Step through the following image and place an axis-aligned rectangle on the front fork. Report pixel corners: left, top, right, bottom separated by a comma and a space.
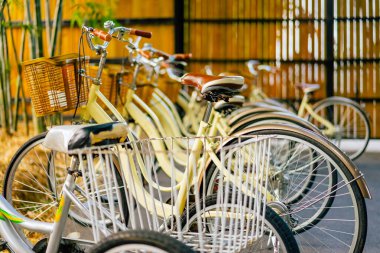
45, 157, 80, 253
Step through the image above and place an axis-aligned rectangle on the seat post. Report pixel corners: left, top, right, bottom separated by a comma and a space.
202, 101, 213, 123
298, 92, 311, 117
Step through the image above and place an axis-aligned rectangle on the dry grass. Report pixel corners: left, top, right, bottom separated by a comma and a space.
0, 127, 34, 190
0, 127, 34, 251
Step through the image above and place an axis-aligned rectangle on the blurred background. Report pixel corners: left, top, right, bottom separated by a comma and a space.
1, 0, 379, 138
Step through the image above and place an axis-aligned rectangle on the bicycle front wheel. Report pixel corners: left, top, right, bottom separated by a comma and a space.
3, 132, 128, 246
89, 230, 195, 253
180, 194, 300, 253
308, 97, 371, 160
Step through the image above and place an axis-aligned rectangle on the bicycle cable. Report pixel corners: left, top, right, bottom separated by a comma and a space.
73, 28, 86, 122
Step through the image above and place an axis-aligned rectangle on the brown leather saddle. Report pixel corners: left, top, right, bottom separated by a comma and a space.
181, 73, 244, 102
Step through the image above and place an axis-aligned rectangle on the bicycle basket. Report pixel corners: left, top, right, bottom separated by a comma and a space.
90, 64, 155, 106
71, 135, 273, 252
119, 65, 156, 105
157, 70, 182, 103
23, 53, 90, 117
89, 65, 119, 107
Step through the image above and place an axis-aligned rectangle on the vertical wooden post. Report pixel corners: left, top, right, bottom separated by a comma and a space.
174, 0, 184, 53
325, 0, 334, 97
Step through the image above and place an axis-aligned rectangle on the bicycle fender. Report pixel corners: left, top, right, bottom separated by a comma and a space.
203, 124, 371, 199
312, 96, 370, 118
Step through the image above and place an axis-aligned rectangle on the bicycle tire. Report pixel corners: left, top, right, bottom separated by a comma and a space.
89, 230, 195, 253
3, 132, 129, 245
180, 194, 300, 253
204, 133, 337, 232
228, 114, 329, 205
229, 111, 322, 135
308, 97, 371, 160
204, 125, 366, 253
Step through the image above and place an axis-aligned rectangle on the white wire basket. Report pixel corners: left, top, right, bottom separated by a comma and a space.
70, 135, 276, 252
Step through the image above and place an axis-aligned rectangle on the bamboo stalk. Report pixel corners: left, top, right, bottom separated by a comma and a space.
12, 20, 27, 132
29, 0, 45, 133
44, 0, 51, 52
5, 1, 24, 132
34, 0, 43, 57
24, 0, 36, 59
0, 22, 5, 129
49, 0, 63, 57
0, 11, 13, 134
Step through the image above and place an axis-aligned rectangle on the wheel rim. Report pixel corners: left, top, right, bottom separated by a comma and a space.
309, 101, 370, 160
183, 203, 289, 252
102, 244, 169, 253
5, 138, 126, 243
205, 134, 362, 253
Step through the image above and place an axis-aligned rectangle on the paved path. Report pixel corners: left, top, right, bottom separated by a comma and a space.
356, 152, 380, 253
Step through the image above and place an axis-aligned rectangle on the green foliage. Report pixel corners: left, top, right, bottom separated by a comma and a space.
70, 1, 118, 28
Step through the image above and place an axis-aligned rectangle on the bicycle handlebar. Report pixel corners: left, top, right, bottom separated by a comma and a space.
83, 21, 152, 52
246, 60, 278, 76
172, 53, 192, 61
130, 28, 152, 38
92, 28, 112, 42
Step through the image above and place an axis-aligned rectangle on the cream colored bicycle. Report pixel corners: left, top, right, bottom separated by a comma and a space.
242, 61, 371, 160
4, 21, 370, 253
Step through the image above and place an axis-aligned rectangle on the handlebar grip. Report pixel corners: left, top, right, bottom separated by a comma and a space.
92, 29, 112, 42
173, 53, 192, 61
130, 29, 152, 38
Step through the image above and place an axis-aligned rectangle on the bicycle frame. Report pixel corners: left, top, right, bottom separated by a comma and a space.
297, 93, 335, 136
0, 157, 88, 253
0, 28, 292, 253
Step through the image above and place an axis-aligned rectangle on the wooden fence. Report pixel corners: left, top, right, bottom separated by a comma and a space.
6, 0, 380, 137
184, 0, 380, 138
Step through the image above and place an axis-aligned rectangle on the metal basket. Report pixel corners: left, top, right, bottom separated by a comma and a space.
23, 53, 90, 117
70, 135, 274, 252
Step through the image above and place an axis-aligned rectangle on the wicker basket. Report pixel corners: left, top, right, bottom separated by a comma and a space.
89, 65, 119, 106
93, 64, 156, 106
23, 53, 89, 117
131, 66, 156, 105
157, 72, 182, 103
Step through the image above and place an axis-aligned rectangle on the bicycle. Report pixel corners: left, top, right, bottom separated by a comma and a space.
132, 46, 371, 252
4, 21, 370, 252
122, 43, 322, 146
0, 121, 300, 252
242, 61, 371, 160
89, 230, 196, 253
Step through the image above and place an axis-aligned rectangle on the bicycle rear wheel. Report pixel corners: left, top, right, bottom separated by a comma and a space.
204, 125, 367, 253
308, 97, 370, 160
3, 133, 128, 246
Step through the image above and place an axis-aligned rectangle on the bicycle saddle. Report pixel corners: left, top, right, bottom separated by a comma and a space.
181, 73, 244, 101
295, 83, 320, 93
43, 122, 129, 153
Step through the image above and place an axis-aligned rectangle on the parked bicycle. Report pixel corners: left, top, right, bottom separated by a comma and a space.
2, 21, 370, 253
